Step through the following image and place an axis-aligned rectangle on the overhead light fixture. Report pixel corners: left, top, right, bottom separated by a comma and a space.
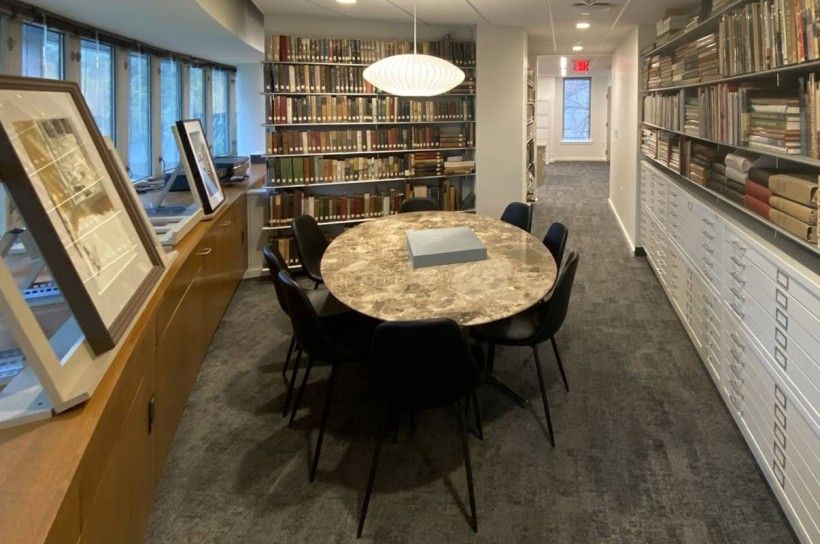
576, 22, 590, 29
363, 3, 464, 97
336, 0, 357, 3
573, 44, 584, 52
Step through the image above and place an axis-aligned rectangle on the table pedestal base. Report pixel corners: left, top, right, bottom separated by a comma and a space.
485, 373, 530, 407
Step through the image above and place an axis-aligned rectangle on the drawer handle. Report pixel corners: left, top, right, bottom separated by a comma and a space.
702, 243, 714, 254
730, 303, 745, 319
702, 230, 714, 240
775, 289, 788, 311
701, 294, 714, 307
730, 287, 745, 302
730, 378, 744, 398
730, 256, 746, 269
729, 332, 745, 350
730, 363, 744, 381
221, 219, 233, 227
195, 247, 213, 256
702, 217, 715, 226
729, 348, 745, 366
774, 384, 787, 410
774, 347, 787, 371
775, 309, 788, 330
730, 271, 746, 285
729, 394, 744, 415
730, 240, 747, 253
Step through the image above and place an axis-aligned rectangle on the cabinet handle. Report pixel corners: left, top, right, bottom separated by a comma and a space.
730, 302, 745, 319
729, 333, 745, 351
730, 240, 747, 253
730, 287, 745, 302
702, 217, 715, 226
195, 247, 213, 256
701, 294, 713, 308
730, 363, 744, 381
730, 256, 745, 269
729, 394, 744, 415
730, 271, 745, 285
729, 348, 745, 367
701, 255, 713, 267
730, 379, 744, 398
702, 243, 714, 254
702, 230, 714, 240
221, 219, 233, 227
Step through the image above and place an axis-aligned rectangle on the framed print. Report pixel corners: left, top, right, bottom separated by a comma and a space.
174, 119, 225, 215
0, 76, 164, 354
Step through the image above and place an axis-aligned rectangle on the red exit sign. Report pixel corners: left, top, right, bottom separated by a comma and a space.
573, 59, 590, 72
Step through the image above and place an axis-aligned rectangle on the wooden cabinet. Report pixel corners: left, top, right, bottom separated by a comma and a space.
0, 170, 260, 544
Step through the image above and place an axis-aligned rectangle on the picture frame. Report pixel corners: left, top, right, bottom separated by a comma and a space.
173, 119, 226, 216
0, 76, 165, 354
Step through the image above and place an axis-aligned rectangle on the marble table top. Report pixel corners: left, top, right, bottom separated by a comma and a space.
321, 211, 557, 326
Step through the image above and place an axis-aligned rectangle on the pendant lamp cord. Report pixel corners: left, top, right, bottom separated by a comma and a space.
413, 2, 417, 54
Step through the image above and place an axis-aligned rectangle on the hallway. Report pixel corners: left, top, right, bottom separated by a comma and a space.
146, 161, 796, 543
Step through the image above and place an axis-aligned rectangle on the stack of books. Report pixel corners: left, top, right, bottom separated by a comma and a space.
696, 33, 720, 82
641, 129, 658, 158
745, 168, 819, 243
659, 56, 673, 88
646, 55, 662, 89
684, 97, 700, 136
269, 236, 299, 267
688, 143, 725, 185
443, 156, 475, 175
746, 95, 802, 155
410, 152, 445, 176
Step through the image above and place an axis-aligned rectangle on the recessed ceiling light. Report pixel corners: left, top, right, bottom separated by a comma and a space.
573, 44, 584, 52
576, 22, 590, 30
336, 0, 356, 4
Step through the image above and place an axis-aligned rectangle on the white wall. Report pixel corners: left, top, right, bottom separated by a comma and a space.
550, 70, 610, 162
196, 0, 264, 53
608, 27, 641, 251
476, 23, 528, 218
237, 63, 265, 156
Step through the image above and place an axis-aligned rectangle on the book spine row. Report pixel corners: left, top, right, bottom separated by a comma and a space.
265, 35, 476, 66
264, 64, 477, 94
266, 126, 475, 155
269, 152, 453, 184
267, 191, 406, 225
268, 235, 299, 267
267, 96, 475, 124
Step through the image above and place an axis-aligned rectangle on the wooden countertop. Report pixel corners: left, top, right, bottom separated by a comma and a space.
0, 164, 264, 544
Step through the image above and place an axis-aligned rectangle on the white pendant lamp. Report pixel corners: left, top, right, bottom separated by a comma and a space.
363, 4, 465, 97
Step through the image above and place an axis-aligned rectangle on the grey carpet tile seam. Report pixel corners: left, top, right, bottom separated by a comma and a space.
146, 159, 797, 544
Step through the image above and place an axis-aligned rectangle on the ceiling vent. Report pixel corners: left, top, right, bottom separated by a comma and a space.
571, 0, 615, 10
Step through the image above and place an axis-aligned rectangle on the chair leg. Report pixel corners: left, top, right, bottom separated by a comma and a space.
288, 355, 314, 427
487, 342, 496, 373
282, 335, 296, 378
309, 363, 339, 482
282, 347, 303, 418
471, 391, 483, 441
532, 346, 556, 448
456, 401, 478, 533
551, 337, 569, 392
357, 410, 393, 538
314, 281, 321, 290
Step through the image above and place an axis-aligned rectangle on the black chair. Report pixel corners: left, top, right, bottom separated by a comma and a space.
292, 215, 328, 288
399, 197, 438, 213
276, 270, 377, 481
543, 222, 568, 270
471, 252, 579, 448
358, 319, 483, 537
500, 202, 532, 232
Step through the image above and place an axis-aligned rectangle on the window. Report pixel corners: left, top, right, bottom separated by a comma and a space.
211, 69, 230, 156
128, 52, 151, 179
562, 78, 591, 142
80, 40, 114, 138
160, 58, 182, 169
189, 66, 206, 126
21, 24, 63, 79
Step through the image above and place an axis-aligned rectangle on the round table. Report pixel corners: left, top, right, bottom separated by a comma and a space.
321, 211, 557, 326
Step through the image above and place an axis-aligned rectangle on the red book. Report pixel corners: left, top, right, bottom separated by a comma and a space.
743, 194, 771, 219
746, 179, 772, 202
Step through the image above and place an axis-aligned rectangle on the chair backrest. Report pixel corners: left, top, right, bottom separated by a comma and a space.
399, 197, 438, 213
543, 222, 568, 269
369, 319, 481, 410
276, 270, 337, 361
292, 215, 328, 282
262, 244, 291, 313
500, 202, 532, 232
534, 251, 579, 342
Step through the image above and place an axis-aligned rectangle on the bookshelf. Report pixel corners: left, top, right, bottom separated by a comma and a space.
526, 65, 536, 202
640, 0, 820, 252
259, 34, 478, 270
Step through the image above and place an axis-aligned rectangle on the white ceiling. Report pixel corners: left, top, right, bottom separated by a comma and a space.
252, 0, 694, 55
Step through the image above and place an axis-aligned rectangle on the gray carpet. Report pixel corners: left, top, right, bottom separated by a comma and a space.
146, 161, 797, 543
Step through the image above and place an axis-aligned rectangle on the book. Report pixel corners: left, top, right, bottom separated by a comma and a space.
266, 126, 475, 155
